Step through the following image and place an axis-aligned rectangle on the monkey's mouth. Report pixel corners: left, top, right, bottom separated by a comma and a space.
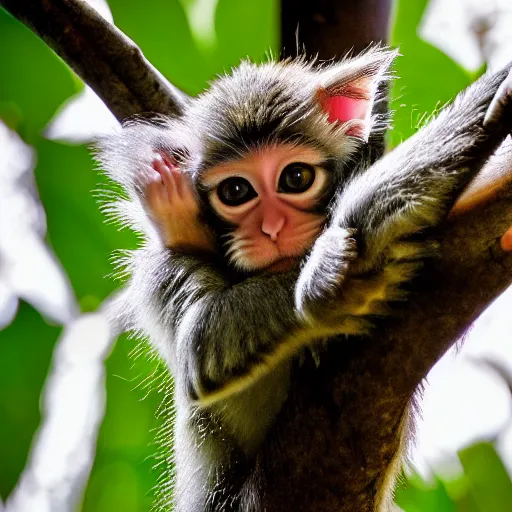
265, 257, 300, 273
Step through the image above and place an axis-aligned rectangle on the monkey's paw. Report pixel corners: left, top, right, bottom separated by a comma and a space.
142, 153, 214, 251
295, 226, 357, 321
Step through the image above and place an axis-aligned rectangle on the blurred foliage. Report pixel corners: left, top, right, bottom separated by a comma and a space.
389, 0, 477, 146
0, 0, 510, 511
395, 443, 512, 512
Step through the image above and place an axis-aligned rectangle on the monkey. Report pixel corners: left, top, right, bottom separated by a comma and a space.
96, 48, 512, 511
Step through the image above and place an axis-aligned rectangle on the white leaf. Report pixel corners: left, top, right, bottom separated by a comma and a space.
0, 122, 78, 327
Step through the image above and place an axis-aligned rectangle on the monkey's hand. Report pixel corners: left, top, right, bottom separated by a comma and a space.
143, 154, 215, 252
295, 226, 357, 320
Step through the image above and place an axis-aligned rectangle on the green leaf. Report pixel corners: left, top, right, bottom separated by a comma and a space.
389, 0, 473, 147
0, 8, 78, 139
215, 0, 278, 66
0, 303, 61, 499
34, 138, 136, 305
395, 474, 456, 512
107, 0, 212, 95
458, 442, 512, 512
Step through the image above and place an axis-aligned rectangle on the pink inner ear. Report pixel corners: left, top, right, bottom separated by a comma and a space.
317, 84, 372, 139
323, 96, 368, 125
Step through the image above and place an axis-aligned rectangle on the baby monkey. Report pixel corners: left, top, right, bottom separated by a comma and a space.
98, 49, 512, 512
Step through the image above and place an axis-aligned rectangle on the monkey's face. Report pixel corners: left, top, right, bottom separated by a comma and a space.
200, 144, 330, 272
183, 50, 394, 271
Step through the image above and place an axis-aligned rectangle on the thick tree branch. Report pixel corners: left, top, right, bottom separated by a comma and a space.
0, 0, 189, 121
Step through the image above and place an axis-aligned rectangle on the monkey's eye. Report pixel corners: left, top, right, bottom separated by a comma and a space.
217, 177, 257, 206
278, 163, 315, 193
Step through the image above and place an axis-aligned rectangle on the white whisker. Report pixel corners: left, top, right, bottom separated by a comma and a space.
222, 232, 239, 253
229, 249, 253, 269
225, 238, 252, 258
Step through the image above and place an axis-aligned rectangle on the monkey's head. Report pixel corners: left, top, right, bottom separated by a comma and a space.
190, 49, 395, 272
105, 48, 395, 273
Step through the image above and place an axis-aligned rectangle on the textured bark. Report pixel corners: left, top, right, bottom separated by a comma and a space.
2, 0, 511, 511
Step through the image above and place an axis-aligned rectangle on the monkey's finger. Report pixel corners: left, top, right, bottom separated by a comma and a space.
153, 159, 177, 199
158, 151, 193, 201
166, 164, 185, 198
171, 166, 196, 200
160, 152, 185, 197
160, 152, 177, 170
145, 175, 168, 210
484, 68, 512, 128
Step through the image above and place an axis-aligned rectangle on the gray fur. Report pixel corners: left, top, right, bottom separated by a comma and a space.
96, 51, 512, 511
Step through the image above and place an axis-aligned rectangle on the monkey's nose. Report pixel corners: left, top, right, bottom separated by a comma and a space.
261, 215, 285, 242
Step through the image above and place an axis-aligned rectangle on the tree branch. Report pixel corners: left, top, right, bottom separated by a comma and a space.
0, 0, 189, 121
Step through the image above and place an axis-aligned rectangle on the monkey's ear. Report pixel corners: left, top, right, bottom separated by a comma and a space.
317, 48, 397, 141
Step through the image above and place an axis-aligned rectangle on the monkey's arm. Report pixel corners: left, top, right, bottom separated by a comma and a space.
131, 232, 391, 407
141, 237, 408, 406
298, 64, 512, 315
144, 249, 306, 405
